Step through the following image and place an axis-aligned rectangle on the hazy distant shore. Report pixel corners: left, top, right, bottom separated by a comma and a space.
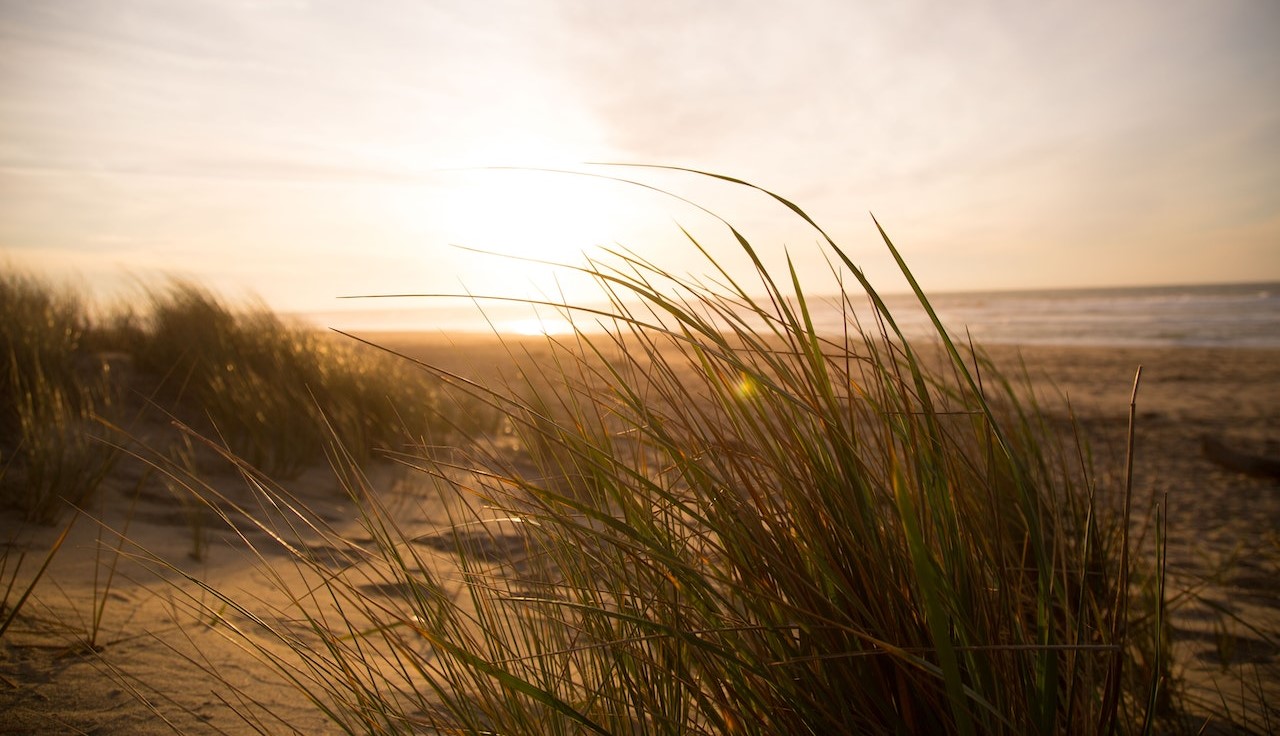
304, 280, 1280, 349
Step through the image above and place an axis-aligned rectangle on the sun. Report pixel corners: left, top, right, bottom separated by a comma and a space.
386, 167, 647, 304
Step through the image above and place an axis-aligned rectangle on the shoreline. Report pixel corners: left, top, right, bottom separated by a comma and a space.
301, 278, 1280, 351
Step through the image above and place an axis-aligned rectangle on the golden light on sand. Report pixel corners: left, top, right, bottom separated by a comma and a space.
500, 316, 575, 336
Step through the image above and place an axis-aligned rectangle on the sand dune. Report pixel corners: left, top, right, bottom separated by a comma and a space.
2, 336, 1277, 733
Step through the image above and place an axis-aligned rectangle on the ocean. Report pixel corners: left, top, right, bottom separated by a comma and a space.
824, 282, 1280, 349
303, 282, 1280, 349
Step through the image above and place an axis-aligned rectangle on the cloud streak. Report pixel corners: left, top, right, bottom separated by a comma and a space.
1, 0, 1277, 310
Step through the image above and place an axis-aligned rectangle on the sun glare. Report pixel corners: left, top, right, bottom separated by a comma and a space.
384, 163, 650, 304
358, 143, 694, 333
500, 316, 576, 336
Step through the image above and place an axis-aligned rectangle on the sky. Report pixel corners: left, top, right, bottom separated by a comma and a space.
1, 0, 1278, 327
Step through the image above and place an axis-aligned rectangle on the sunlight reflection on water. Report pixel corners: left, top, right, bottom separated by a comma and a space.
298, 282, 1280, 347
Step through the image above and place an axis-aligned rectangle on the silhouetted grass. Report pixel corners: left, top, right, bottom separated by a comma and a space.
0, 273, 492, 521
155, 172, 1171, 734
133, 282, 470, 476
0, 272, 118, 522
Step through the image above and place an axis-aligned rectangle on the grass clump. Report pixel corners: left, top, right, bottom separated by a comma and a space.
168, 172, 1168, 734
1, 272, 487, 522
0, 272, 119, 523
133, 282, 455, 477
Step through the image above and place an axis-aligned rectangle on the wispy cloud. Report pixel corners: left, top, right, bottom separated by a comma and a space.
1, 0, 1277, 309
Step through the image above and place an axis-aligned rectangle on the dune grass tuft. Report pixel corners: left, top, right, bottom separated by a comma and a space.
134, 282, 462, 477
0, 272, 119, 523
0, 272, 490, 523
156, 173, 1169, 734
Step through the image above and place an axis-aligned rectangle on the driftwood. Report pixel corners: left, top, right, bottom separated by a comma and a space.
1201, 436, 1280, 480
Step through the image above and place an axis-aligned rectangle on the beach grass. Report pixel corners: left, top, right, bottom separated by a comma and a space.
132, 281, 474, 477
0, 272, 490, 524
0, 272, 119, 523
136, 173, 1174, 733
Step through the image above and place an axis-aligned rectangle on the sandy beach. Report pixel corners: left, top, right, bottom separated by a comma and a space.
2, 334, 1277, 734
